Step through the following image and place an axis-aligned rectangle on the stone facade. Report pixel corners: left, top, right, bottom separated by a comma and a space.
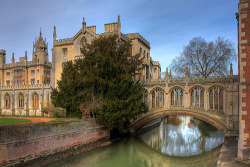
51, 16, 161, 88
0, 32, 51, 116
237, 0, 250, 161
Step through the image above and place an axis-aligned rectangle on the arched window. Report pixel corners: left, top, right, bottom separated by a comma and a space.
5, 93, 10, 108
32, 92, 39, 109
209, 86, 223, 111
190, 87, 204, 108
144, 90, 148, 107
18, 93, 24, 108
171, 87, 183, 106
151, 88, 164, 108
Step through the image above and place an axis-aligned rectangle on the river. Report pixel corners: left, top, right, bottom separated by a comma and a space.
45, 115, 224, 167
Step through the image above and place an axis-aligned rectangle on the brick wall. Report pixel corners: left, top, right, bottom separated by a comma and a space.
238, 0, 250, 160
0, 121, 109, 166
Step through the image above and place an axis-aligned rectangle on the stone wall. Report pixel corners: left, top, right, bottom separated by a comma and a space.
0, 121, 110, 166
238, 0, 250, 161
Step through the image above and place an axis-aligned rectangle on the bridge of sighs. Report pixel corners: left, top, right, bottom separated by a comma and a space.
134, 71, 239, 132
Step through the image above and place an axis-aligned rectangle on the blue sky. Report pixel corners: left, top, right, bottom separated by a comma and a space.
0, 0, 239, 74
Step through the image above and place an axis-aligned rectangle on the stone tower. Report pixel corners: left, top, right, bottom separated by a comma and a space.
32, 30, 49, 64
0, 50, 6, 68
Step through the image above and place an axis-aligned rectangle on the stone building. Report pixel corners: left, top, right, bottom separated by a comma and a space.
237, 0, 250, 161
0, 31, 51, 116
51, 16, 161, 88
0, 16, 161, 116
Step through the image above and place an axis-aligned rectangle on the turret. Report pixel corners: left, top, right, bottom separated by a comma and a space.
230, 63, 233, 76
169, 69, 172, 79
165, 67, 168, 80
118, 15, 121, 39
53, 26, 57, 42
82, 17, 86, 34
32, 30, 49, 64
0, 49, 6, 68
25, 51, 28, 65
12, 52, 15, 64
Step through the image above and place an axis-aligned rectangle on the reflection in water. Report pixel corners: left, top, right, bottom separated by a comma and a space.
139, 115, 224, 157
45, 115, 223, 167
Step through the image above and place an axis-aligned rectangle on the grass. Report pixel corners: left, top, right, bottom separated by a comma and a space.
55, 118, 68, 121
0, 118, 30, 126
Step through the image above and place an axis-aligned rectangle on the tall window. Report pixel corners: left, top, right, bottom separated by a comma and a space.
63, 48, 67, 57
209, 86, 223, 111
18, 93, 24, 108
31, 70, 35, 76
31, 79, 35, 85
5, 93, 10, 108
32, 92, 39, 109
171, 87, 183, 106
152, 88, 164, 108
6, 80, 10, 86
144, 90, 148, 107
190, 87, 204, 108
6, 72, 10, 78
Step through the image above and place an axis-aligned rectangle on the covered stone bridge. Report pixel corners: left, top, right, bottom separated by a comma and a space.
140, 71, 239, 132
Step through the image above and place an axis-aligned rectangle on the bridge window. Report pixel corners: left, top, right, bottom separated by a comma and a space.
144, 90, 148, 107
209, 86, 223, 111
152, 88, 164, 108
171, 88, 183, 106
190, 87, 204, 108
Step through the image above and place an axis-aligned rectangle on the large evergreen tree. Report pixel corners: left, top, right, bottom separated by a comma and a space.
51, 35, 148, 130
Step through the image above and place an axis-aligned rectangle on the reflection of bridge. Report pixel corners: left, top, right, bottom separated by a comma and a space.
133, 70, 239, 132
131, 108, 228, 132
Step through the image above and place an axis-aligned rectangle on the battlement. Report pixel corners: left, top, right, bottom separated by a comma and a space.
126, 33, 150, 48
1, 84, 51, 90
3, 60, 52, 68
87, 26, 96, 34
142, 74, 238, 87
152, 61, 160, 67
54, 38, 73, 46
104, 22, 118, 33
0, 49, 6, 55
120, 33, 130, 41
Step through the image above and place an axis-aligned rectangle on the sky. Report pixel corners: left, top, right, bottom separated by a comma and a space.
0, 0, 239, 74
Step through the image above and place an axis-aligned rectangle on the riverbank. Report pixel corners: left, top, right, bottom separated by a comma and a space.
217, 136, 249, 167
0, 120, 110, 167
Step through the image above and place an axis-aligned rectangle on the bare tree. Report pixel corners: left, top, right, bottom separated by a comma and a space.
170, 37, 236, 78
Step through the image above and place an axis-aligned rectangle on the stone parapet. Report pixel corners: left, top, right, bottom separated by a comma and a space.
1, 84, 51, 90
126, 33, 150, 48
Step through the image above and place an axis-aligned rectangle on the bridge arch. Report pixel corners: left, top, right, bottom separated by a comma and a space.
188, 84, 205, 92
207, 84, 227, 92
130, 109, 228, 133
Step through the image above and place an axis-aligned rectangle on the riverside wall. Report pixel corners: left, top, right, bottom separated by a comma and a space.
0, 121, 110, 166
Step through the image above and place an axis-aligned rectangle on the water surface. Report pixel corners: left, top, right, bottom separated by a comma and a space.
45, 115, 224, 167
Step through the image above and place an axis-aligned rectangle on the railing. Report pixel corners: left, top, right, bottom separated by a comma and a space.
1, 84, 51, 90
